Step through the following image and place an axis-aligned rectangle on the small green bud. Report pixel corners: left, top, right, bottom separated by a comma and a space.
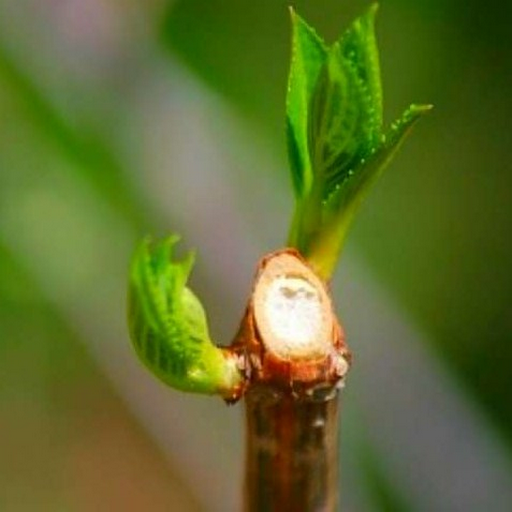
128, 235, 242, 397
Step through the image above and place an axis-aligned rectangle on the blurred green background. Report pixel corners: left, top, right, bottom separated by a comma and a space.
0, 0, 511, 510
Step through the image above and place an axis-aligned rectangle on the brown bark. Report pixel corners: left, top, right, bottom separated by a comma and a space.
229, 249, 350, 511
244, 387, 340, 512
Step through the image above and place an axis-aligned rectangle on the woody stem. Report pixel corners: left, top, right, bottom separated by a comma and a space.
243, 386, 340, 512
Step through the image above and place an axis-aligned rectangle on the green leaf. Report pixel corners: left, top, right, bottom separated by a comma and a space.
128, 236, 241, 396
328, 104, 433, 215
286, 8, 327, 198
307, 104, 433, 278
287, 4, 432, 279
308, 3, 382, 200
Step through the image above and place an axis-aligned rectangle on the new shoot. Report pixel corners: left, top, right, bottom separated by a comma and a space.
127, 4, 431, 511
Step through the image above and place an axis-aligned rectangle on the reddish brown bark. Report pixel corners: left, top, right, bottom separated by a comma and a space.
231, 249, 349, 395
244, 387, 340, 512
228, 249, 350, 511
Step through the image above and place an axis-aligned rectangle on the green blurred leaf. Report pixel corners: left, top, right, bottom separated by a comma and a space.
0, 43, 151, 230
359, 441, 412, 512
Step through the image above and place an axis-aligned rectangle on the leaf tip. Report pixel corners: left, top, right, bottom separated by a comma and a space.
412, 103, 434, 113
368, 2, 380, 18
288, 6, 303, 30
403, 103, 434, 125
357, 2, 379, 27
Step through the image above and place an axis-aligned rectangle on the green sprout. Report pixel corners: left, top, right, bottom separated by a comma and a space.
127, 4, 430, 395
128, 236, 242, 397
287, 4, 431, 279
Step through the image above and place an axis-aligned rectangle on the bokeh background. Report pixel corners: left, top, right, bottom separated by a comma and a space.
1, 0, 511, 510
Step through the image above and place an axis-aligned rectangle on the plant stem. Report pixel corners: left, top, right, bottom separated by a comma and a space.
244, 385, 340, 512
229, 249, 349, 511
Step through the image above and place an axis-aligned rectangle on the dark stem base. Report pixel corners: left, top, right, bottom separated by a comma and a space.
244, 386, 340, 512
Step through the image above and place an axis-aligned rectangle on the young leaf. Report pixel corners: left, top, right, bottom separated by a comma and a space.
308, 3, 382, 200
286, 8, 327, 199
128, 236, 241, 396
287, 4, 432, 279
307, 104, 433, 278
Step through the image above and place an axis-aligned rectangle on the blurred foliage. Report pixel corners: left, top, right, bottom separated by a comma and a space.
359, 442, 411, 512
0, 243, 200, 510
0, 44, 150, 229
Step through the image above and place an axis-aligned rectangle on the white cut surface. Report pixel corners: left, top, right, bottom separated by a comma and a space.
264, 276, 323, 357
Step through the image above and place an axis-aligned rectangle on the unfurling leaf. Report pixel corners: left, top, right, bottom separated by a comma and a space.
286, 8, 327, 199
128, 236, 241, 395
286, 4, 432, 279
308, 4, 382, 199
